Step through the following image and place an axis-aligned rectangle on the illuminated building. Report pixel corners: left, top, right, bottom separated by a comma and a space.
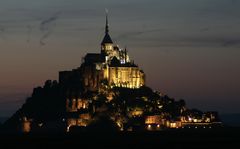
4, 11, 223, 133
66, 113, 92, 132
165, 121, 182, 129
20, 116, 32, 133
59, 13, 145, 92
179, 111, 222, 128
145, 115, 162, 124
52, 14, 223, 132
66, 98, 89, 112
145, 115, 163, 130
60, 14, 145, 130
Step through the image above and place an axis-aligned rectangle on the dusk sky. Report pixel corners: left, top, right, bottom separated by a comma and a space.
0, 0, 240, 117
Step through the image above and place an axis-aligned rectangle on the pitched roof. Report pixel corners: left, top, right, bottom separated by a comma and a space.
101, 33, 113, 45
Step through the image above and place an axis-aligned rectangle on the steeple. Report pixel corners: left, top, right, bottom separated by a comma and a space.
105, 10, 109, 34
124, 47, 127, 63
101, 10, 113, 46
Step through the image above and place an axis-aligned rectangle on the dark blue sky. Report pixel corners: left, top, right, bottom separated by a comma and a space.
0, 0, 240, 116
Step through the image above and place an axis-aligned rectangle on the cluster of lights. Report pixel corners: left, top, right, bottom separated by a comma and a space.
182, 126, 212, 129
146, 124, 160, 130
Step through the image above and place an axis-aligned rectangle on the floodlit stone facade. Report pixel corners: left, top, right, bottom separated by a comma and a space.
59, 14, 145, 92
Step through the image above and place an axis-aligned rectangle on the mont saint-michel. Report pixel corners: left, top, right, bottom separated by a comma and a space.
3, 14, 222, 134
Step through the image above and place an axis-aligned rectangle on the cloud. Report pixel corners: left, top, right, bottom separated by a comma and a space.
222, 39, 240, 47
39, 11, 61, 46
129, 35, 240, 48
184, 37, 240, 47
114, 28, 163, 41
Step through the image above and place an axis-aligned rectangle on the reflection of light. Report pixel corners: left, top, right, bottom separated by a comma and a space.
157, 124, 160, 128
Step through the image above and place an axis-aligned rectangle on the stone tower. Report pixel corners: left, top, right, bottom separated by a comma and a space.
101, 12, 114, 56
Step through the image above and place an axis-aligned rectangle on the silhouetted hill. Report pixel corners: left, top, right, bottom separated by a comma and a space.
3, 78, 222, 134
3, 80, 66, 132
3, 81, 191, 133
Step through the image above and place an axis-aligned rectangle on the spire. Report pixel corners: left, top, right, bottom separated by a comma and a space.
101, 9, 113, 45
124, 47, 127, 63
105, 9, 109, 34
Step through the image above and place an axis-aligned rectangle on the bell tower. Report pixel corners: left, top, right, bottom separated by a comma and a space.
101, 10, 113, 55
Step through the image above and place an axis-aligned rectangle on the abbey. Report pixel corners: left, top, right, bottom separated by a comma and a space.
5, 14, 222, 134
59, 14, 145, 91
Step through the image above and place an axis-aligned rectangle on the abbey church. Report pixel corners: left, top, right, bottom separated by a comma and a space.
59, 14, 145, 91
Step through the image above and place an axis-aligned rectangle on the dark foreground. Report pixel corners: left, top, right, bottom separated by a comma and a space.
1, 128, 240, 149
